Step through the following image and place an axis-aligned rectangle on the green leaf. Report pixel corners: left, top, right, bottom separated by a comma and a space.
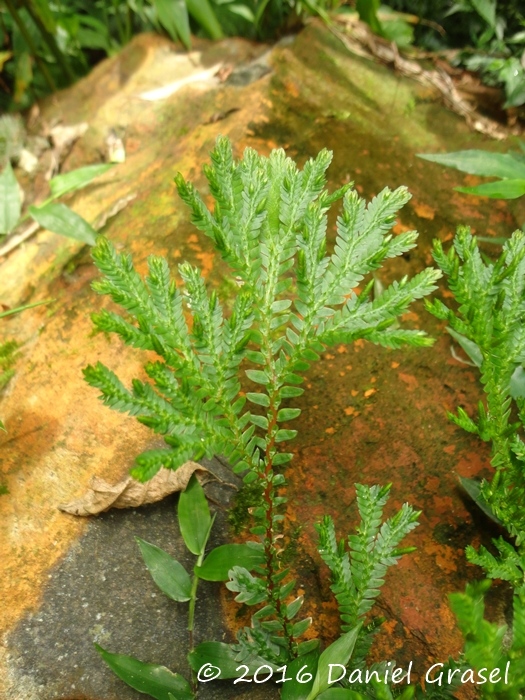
178, 474, 211, 555
306, 626, 360, 700
247, 392, 270, 407
280, 386, 304, 398
275, 429, 297, 442
356, 0, 383, 34
29, 203, 97, 245
417, 150, 525, 180
0, 162, 21, 235
188, 641, 275, 679
458, 478, 503, 525
31, 0, 57, 32
0, 299, 53, 319
95, 644, 193, 700
135, 538, 192, 602
455, 179, 525, 200
446, 327, 482, 367
277, 408, 301, 421
470, 0, 496, 28
227, 4, 255, 22
152, 0, 192, 50
510, 366, 525, 400
246, 369, 269, 385
317, 690, 364, 700
281, 648, 319, 700
195, 544, 265, 581
49, 164, 113, 199
185, 0, 224, 40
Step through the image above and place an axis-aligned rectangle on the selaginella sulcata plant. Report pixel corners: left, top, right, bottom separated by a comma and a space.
424, 227, 525, 700
83, 136, 441, 699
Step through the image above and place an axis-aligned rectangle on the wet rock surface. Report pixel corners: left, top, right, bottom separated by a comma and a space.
0, 20, 519, 699
5, 457, 274, 699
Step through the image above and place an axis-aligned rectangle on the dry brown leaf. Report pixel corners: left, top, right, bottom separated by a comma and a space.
58, 462, 213, 516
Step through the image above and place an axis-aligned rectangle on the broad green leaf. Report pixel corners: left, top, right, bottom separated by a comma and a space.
381, 17, 414, 48
178, 474, 211, 555
50, 164, 113, 199
0, 162, 21, 235
455, 179, 525, 200
446, 328, 482, 367
188, 641, 276, 679
195, 544, 265, 581
306, 626, 360, 700
417, 150, 525, 180
470, 0, 496, 28
281, 648, 319, 700
31, 0, 56, 33
152, 0, 192, 50
135, 537, 192, 601
510, 366, 525, 400
254, 0, 271, 25
77, 28, 111, 51
458, 478, 503, 525
29, 203, 97, 245
95, 644, 193, 700
505, 78, 525, 109
356, 0, 382, 34
185, 0, 224, 39
227, 4, 255, 21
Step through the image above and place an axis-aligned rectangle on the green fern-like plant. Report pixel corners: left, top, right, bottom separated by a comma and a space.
427, 225, 525, 544
316, 484, 420, 664
449, 580, 525, 699
84, 136, 439, 685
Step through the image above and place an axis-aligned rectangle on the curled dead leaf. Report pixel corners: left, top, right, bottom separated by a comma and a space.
58, 462, 214, 516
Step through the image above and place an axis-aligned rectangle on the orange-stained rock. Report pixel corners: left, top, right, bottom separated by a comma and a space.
0, 20, 517, 699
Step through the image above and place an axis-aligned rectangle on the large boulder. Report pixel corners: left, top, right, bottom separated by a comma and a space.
0, 21, 515, 699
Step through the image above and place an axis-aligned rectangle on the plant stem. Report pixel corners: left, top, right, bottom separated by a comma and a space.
0, 298, 54, 318
258, 314, 297, 658
19, 0, 76, 83
3, 0, 57, 93
187, 553, 204, 650
188, 512, 215, 694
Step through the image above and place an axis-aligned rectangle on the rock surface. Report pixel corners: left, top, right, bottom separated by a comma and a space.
0, 21, 518, 699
